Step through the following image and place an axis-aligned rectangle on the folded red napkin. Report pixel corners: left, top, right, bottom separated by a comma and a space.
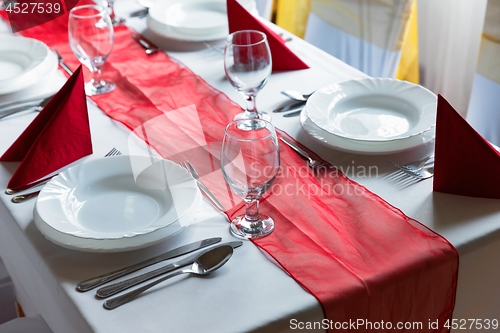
0, 65, 93, 190
433, 94, 500, 198
227, 0, 309, 72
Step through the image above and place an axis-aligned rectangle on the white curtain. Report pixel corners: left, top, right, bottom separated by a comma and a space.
417, 0, 487, 116
254, 0, 273, 19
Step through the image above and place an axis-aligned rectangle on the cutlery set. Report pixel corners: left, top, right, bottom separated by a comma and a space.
273, 90, 314, 117
76, 237, 242, 310
0, 95, 53, 120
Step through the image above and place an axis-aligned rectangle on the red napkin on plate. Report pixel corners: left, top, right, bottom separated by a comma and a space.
227, 0, 309, 72
0, 65, 93, 190
433, 94, 500, 198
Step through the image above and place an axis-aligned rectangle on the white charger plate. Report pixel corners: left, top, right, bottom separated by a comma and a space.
147, 0, 256, 41
0, 36, 58, 95
33, 156, 202, 252
306, 78, 437, 142
300, 106, 435, 155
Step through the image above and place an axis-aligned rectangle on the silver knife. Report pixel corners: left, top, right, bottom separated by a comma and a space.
132, 34, 160, 55
283, 109, 303, 118
273, 101, 306, 113
5, 173, 58, 195
76, 237, 222, 292
280, 137, 314, 161
95, 241, 243, 298
129, 8, 148, 17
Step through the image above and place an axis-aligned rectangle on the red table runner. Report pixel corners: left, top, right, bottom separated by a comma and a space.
2, 8, 458, 332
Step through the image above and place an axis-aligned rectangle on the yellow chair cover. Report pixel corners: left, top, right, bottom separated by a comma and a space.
275, 0, 419, 83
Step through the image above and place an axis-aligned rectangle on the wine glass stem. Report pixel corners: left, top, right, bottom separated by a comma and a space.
107, 0, 117, 22
244, 95, 259, 118
91, 67, 104, 88
244, 196, 260, 222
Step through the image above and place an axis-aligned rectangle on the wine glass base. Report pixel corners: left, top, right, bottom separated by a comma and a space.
85, 80, 116, 96
229, 214, 274, 239
233, 111, 272, 130
111, 17, 126, 26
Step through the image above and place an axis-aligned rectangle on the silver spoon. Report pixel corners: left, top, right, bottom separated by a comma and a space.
281, 90, 314, 102
103, 245, 234, 310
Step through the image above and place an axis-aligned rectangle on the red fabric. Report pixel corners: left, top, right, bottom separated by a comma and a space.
227, 0, 309, 72
433, 95, 500, 198
2, 0, 78, 33
0, 66, 92, 190
3, 12, 458, 332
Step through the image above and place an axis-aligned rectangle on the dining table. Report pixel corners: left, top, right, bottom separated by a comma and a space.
0, 1, 500, 332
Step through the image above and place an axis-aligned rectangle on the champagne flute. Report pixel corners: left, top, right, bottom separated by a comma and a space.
224, 30, 272, 128
68, 5, 115, 96
221, 119, 280, 239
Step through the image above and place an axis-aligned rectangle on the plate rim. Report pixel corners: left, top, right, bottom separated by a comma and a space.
305, 77, 437, 143
300, 106, 435, 155
33, 192, 202, 253
0, 36, 57, 95
35, 155, 200, 240
146, 0, 257, 42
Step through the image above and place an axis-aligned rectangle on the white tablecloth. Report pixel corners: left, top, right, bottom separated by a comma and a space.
0, 3, 499, 332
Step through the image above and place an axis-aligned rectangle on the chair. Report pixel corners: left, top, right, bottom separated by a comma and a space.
466, 0, 500, 146
301, 0, 418, 82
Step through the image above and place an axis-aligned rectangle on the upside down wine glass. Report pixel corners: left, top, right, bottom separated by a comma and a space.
224, 30, 272, 129
68, 5, 115, 96
221, 119, 280, 239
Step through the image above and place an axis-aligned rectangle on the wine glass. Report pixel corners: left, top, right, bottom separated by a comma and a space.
68, 5, 115, 96
221, 119, 280, 239
224, 30, 272, 128
104, 0, 125, 26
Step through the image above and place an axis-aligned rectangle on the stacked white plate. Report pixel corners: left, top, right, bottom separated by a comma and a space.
0, 36, 57, 95
147, 0, 257, 41
300, 78, 437, 154
33, 156, 202, 252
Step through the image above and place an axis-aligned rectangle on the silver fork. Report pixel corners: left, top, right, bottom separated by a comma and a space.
399, 165, 434, 180
10, 148, 122, 203
280, 137, 324, 169
388, 155, 434, 173
181, 161, 225, 212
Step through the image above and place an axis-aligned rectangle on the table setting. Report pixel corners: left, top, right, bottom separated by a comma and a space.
0, 0, 499, 332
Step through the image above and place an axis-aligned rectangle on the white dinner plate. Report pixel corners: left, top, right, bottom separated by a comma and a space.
300, 106, 435, 155
33, 156, 202, 252
147, 0, 256, 41
306, 78, 437, 142
0, 36, 58, 95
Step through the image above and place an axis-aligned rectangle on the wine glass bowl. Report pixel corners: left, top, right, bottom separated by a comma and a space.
221, 119, 280, 239
224, 30, 272, 125
68, 5, 115, 96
